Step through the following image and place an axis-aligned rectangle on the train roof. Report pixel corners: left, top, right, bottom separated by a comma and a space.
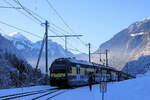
55, 58, 95, 66
54, 58, 125, 71
68, 58, 94, 66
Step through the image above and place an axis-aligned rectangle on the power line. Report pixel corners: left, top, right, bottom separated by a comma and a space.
48, 28, 86, 54
48, 28, 65, 40
45, 0, 75, 33
51, 22, 88, 47
48, 35, 83, 51
49, 26, 65, 36
50, 23, 69, 34
45, 0, 89, 47
0, 6, 21, 9
0, 21, 42, 39
68, 48, 86, 54
5, 0, 46, 22
13, 0, 43, 24
10, 0, 70, 39
24, 7, 46, 21
3, 0, 40, 25
7, 0, 68, 45
5, 0, 68, 33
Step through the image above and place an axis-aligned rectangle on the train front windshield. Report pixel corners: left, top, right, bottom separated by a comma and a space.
51, 63, 66, 73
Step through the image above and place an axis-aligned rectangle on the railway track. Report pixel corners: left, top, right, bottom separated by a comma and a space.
46, 91, 66, 100
0, 87, 66, 100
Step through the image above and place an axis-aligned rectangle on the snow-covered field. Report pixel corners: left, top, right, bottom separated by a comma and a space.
0, 72, 150, 100
54, 72, 150, 100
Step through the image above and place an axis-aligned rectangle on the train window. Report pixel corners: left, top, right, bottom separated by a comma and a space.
53, 64, 65, 69
51, 64, 66, 73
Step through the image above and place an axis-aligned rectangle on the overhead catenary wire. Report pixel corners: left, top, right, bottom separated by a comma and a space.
0, 6, 21, 9
3, 0, 46, 23
3, 0, 40, 25
3, 0, 72, 37
48, 28, 86, 54
0, 21, 42, 39
13, 0, 43, 24
45, 0, 88, 47
49, 28, 85, 54
8, 0, 67, 43
48, 28, 87, 54
45, 0, 75, 33
6, 0, 65, 39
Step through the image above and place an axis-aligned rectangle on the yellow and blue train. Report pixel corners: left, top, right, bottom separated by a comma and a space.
49, 58, 135, 87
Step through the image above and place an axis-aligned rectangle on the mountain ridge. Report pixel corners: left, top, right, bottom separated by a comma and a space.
95, 17, 150, 74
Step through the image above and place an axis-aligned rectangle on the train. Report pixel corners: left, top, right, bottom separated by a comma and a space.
49, 57, 134, 87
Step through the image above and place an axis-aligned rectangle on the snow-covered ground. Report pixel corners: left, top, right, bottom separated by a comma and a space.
0, 85, 54, 96
0, 72, 150, 100
53, 72, 150, 100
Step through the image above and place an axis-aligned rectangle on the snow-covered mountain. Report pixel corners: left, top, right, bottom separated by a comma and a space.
3, 32, 74, 73
94, 17, 150, 74
75, 53, 89, 61
0, 34, 47, 89
0, 33, 22, 58
4, 32, 32, 50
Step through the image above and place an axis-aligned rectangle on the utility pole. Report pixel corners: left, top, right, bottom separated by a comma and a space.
100, 82, 107, 100
106, 49, 108, 67
99, 48, 102, 62
102, 91, 104, 100
91, 48, 109, 65
45, 20, 49, 75
35, 20, 49, 76
88, 43, 91, 62
65, 36, 67, 51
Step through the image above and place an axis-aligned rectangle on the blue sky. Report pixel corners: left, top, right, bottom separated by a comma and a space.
0, 0, 150, 54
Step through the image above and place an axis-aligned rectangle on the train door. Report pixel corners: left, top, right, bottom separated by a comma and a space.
101, 70, 107, 82
76, 65, 80, 80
